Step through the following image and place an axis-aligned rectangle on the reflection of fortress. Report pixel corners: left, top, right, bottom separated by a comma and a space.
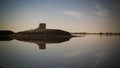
37, 42, 46, 49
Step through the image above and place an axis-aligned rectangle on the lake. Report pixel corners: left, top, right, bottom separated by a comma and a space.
0, 35, 120, 68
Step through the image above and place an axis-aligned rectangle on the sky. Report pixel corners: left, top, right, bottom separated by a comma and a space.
0, 0, 120, 32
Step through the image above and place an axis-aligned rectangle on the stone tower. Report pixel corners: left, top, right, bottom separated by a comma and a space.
38, 23, 46, 29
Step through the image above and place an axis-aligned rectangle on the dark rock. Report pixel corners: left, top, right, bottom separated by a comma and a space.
0, 30, 14, 35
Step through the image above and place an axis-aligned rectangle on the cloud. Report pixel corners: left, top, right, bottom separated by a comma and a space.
61, 10, 83, 18
94, 2, 109, 18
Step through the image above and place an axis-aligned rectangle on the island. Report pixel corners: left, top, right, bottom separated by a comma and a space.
11, 23, 72, 38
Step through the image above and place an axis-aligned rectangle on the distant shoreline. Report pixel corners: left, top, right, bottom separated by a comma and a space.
71, 32, 120, 37
71, 32, 120, 35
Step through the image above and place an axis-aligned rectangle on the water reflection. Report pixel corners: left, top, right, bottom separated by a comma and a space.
0, 34, 119, 50
72, 33, 120, 37
0, 36, 71, 50
0, 34, 120, 68
0, 36, 13, 41
13, 36, 71, 50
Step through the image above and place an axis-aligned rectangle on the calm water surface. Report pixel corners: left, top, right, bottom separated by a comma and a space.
0, 35, 120, 68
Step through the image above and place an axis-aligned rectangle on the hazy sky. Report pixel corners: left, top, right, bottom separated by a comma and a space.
0, 0, 120, 32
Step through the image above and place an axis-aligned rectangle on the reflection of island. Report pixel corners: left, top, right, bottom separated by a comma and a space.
0, 30, 14, 41
12, 36, 71, 49
0, 34, 71, 50
0, 36, 13, 41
